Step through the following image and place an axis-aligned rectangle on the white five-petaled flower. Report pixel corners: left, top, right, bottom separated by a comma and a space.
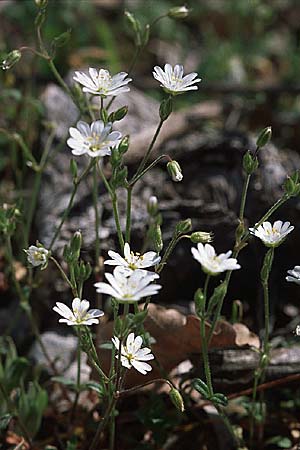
67, 120, 121, 158
104, 242, 161, 276
73, 68, 132, 97
249, 221, 294, 247
112, 332, 154, 374
191, 243, 241, 276
24, 245, 49, 269
94, 267, 161, 303
53, 298, 104, 326
286, 266, 300, 285
153, 63, 201, 95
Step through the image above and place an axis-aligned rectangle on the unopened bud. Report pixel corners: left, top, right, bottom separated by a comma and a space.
119, 135, 129, 154
35, 0, 48, 6
284, 172, 300, 197
1, 50, 21, 70
256, 126, 272, 148
153, 224, 163, 253
175, 218, 192, 234
190, 231, 213, 244
169, 388, 185, 412
194, 288, 205, 317
147, 196, 158, 216
168, 6, 190, 19
70, 159, 78, 179
243, 151, 258, 174
167, 160, 183, 182
109, 106, 128, 122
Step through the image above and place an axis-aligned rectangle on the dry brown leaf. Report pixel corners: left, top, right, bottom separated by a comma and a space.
232, 323, 260, 349
95, 304, 259, 387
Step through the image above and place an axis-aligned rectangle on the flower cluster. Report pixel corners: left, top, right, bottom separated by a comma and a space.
95, 243, 161, 302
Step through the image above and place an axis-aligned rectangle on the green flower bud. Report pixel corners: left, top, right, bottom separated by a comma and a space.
35, 0, 48, 7
70, 231, 82, 260
256, 126, 272, 148
175, 218, 192, 234
109, 106, 128, 122
284, 172, 300, 197
169, 388, 185, 412
194, 288, 205, 317
111, 147, 121, 167
142, 24, 150, 46
153, 224, 163, 253
147, 196, 158, 216
100, 108, 109, 124
167, 160, 183, 182
1, 50, 22, 70
243, 151, 258, 174
168, 6, 190, 19
159, 97, 173, 121
190, 231, 213, 244
119, 135, 129, 154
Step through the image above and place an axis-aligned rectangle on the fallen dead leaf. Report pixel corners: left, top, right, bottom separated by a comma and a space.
94, 304, 259, 387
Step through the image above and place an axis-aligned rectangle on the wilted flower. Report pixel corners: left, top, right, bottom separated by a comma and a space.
249, 221, 294, 248
73, 68, 132, 97
67, 120, 121, 158
104, 242, 160, 275
112, 332, 154, 374
94, 267, 161, 302
286, 266, 300, 285
191, 243, 241, 276
153, 63, 201, 95
24, 245, 49, 269
53, 298, 104, 326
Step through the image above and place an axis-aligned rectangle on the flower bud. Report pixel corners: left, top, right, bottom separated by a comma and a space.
194, 288, 205, 317
284, 172, 300, 197
100, 108, 109, 124
169, 388, 185, 412
70, 231, 82, 260
35, 0, 48, 6
118, 135, 129, 154
167, 160, 183, 182
1, 50, 21, 70
190, 231, 213, 244
153, 224, 163, 253
175, 218, 192, 234
159, 97, 173, 120
147, 196, 158, 216
256, 126, 272, 148
168, 6, 190, 19
243, 151, 258, 174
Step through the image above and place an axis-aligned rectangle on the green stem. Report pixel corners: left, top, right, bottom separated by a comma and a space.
49, 159, 95, 251
239, 174, 251, 221
157, 233, 180, 274
200, 275, 213, 396
93, 163, 100, 267
89, 396, 117, 450
125, 186, 132, 243
130, 154, 171, 186
70, 332, 81, 421
131, 119, 164, 184
50, 257, 74, 292
97, 162, 124, 251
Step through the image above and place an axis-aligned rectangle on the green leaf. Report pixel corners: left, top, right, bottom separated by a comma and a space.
192, 379, 210, 398
211, 393, 228, 407
51, 376, 77, 389
265, 436, 292, 448
82, 381, 105, 397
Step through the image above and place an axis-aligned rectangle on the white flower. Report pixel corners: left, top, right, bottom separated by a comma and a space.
73, 68, 132, 97
67, 120, 121, 158
249, 221, 294, 247
112, 332, 154, 374
286, 266, 300, 285
191, 243, 241, 276
53, 298, 104, 326
24, 245, 49, 269
94, 267, 161, 303
153, 63, 201, 95
104, 242, 160, 276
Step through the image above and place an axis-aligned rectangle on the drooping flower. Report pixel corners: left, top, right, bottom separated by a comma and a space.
249, 221, 294, 248
153, 63, 201, 95
73, 68, 132, 97
53, 298, 104, 326
24, 245, 49, 269
191, 243, 241, 276
286, 266, 300, 285
94, 267, 161, 302
112, 332, 154, 374
104, 242, 160, 276
67, 120, 121, 158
